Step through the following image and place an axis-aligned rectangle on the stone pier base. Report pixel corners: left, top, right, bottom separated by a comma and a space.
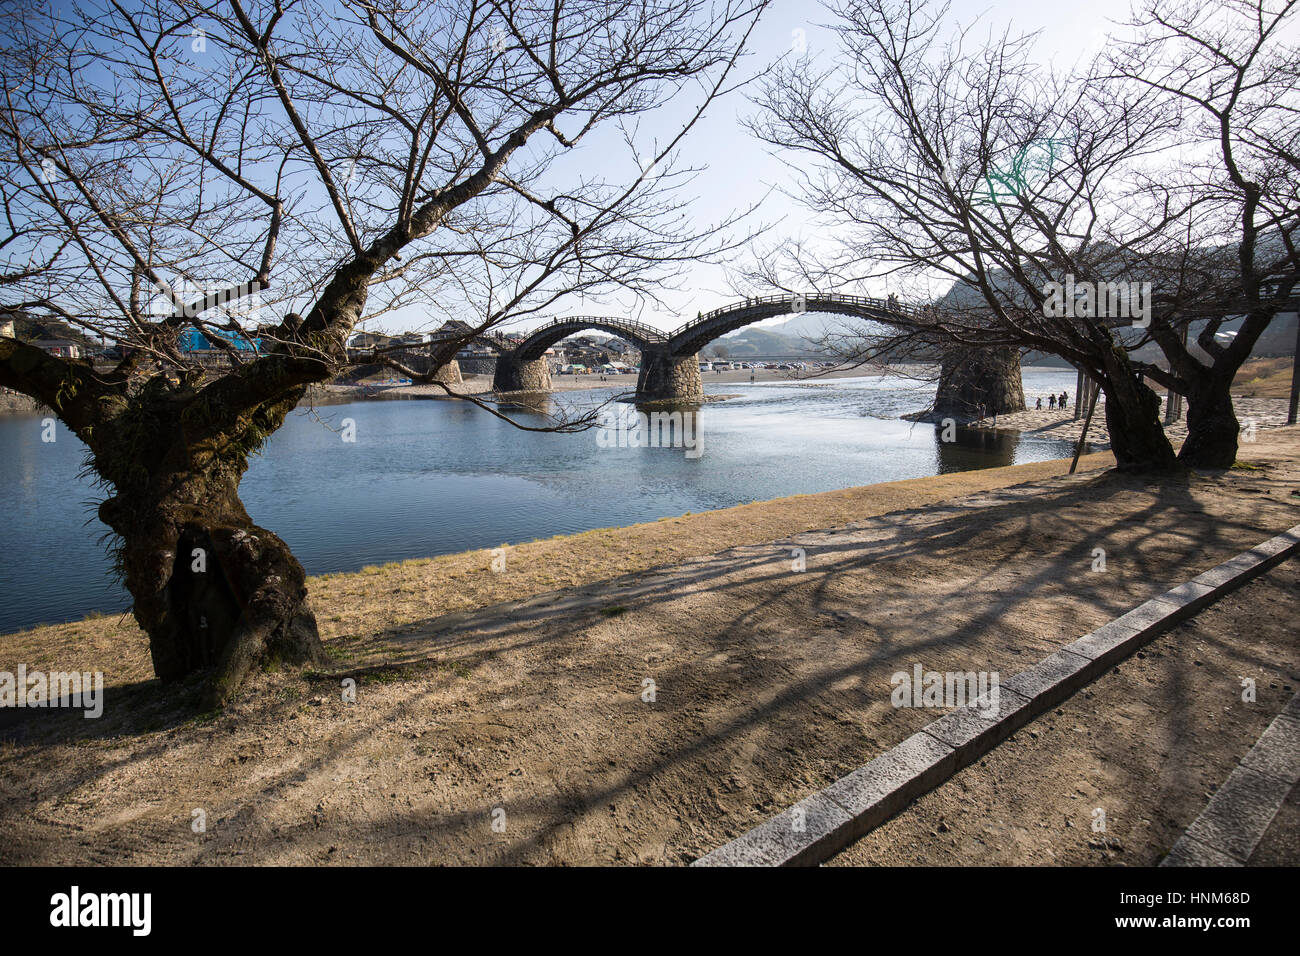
932, 347, 1025, 418
493, 352, 552, 392
431, 360, 462, 386
636, 348, 703, 403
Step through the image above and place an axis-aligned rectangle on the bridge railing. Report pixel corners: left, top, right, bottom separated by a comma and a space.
523, 315, 668, 343
426, 295, 935, 356
669, 292, 927, 339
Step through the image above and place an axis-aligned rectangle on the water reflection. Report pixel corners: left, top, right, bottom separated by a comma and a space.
933, 423, 1090, 473
933, 425, 1019, 471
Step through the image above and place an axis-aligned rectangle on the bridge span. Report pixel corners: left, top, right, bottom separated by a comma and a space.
489, 293, 1023, 414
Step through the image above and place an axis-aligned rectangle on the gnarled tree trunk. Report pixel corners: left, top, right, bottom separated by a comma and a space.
1178, 374, 1240, 468
91, 384, 327, 708
1099, 362, 1178, 472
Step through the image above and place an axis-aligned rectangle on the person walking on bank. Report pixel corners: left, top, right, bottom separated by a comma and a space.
1060, 391, 1068, 411
1036, 396, 1042, 410
1048, 394, 1056, 410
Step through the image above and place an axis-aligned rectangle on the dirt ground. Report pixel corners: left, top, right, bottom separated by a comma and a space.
1, 430, 1298, 865
827, 561, 1300, 866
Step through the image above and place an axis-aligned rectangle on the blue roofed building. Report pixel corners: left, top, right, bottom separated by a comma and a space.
178, 327, 263, 354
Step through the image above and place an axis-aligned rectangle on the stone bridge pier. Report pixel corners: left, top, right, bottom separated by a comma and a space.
636, 346, 703, 403
932, 346, 1025, 418
492, 350, 552, 392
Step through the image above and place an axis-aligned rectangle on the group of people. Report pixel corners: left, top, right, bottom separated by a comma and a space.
1035, 391, 1071, 411
972, 390, 1072, 427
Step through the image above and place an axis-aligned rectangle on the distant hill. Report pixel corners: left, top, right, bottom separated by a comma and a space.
760, 310, 858, 340
710, 325, 821, 356
3, 312, 99, 348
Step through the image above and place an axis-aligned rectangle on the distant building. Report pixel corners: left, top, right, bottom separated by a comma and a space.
1, 311, 93, 358
604, 338, 640, 359
178, 327, 261, 354
432, 320, 504, 353
32, 339, 83, 359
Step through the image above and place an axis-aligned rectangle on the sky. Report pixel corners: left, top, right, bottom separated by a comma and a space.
452, 0, 1153, 338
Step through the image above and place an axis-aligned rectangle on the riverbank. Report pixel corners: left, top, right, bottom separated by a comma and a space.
0, 389, 40, 415
979, 394, 1293, 450
0, 446, 1120, 683
2, 429, 1298, 864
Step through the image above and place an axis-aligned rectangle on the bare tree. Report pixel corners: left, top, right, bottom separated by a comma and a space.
747, 0, 1297, 470
1108, 0, 1299, 466
0, 0, 767, 706
746, 0, 1191, 470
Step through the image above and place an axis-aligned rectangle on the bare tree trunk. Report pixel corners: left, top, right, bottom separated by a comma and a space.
1100, 364, 1178, 472
98, 470, 327, 708
82, 385, 329, 708
1178, 373, 1241, 468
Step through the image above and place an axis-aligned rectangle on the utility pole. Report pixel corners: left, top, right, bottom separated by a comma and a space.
1289, 313, 1300, 426
1164, 324, 1188, 425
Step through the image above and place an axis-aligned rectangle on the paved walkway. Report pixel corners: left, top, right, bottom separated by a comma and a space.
1161, 689, 1300, 866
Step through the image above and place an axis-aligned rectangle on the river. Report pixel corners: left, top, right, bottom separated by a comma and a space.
0, 368, 1083, 633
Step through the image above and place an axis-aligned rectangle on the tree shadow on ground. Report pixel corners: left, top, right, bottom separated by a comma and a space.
4, 462, 1297, 864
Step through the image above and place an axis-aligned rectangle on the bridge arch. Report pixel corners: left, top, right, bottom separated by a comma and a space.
666, 293, 921, 356
661, 292, 1022, 415
491, 293, 1024, 416
513, 316, 666, 362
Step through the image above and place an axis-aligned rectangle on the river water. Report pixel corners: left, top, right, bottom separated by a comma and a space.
0, 368, 1082, 633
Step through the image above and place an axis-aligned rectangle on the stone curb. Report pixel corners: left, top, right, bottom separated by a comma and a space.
692, 523, 1300, 867
1160, 697, 1300, 867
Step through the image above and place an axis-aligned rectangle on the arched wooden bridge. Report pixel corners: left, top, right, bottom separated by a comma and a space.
494, 293, 933, 401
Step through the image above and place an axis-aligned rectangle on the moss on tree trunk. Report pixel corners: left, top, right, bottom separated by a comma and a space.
91, 382, 327, 708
